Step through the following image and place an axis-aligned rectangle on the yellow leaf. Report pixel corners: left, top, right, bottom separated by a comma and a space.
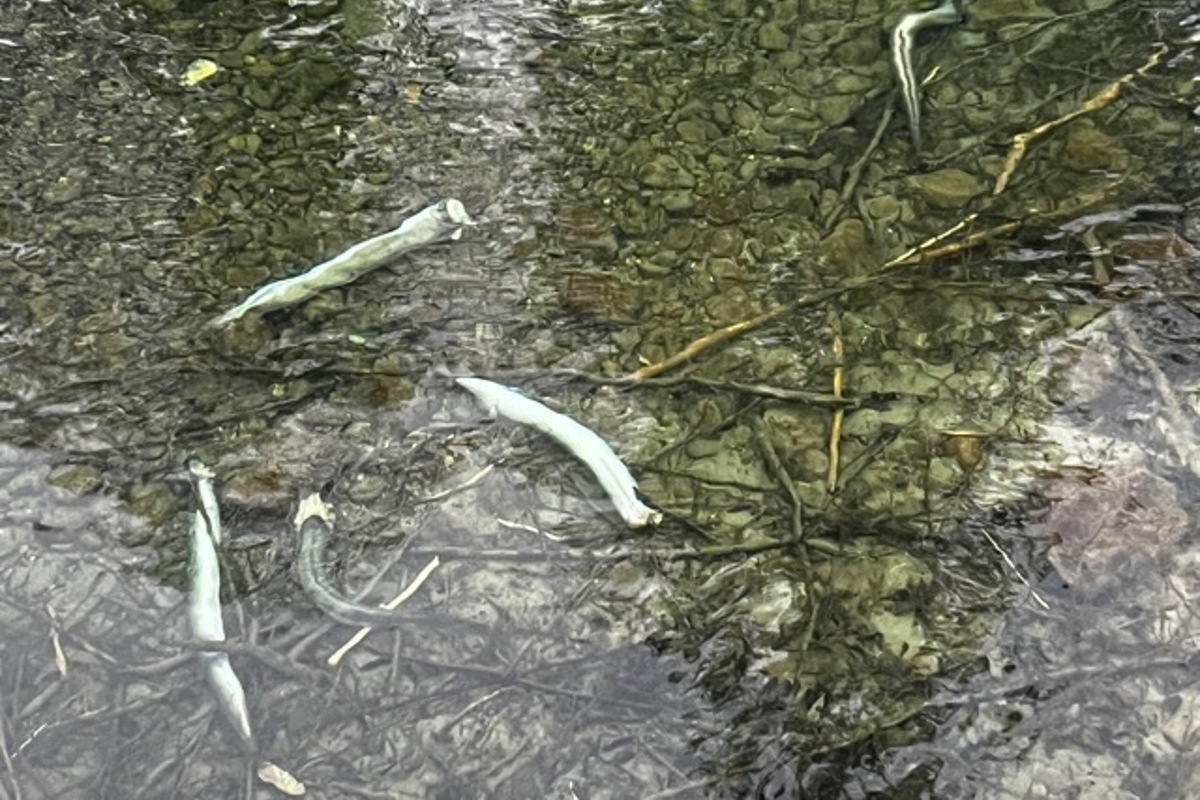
181, 59, 219, 87
257, 762, 305, 796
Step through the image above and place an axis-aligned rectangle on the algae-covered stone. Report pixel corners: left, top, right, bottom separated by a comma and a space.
1062, 123, 1130, 173
225, 467, 293, 509
676, 118, 719, 144
704, 283, 755, 324
227, 132, 262, 155
28, 294, 60, 326
819, 547, 933, 600
731, 101, 761, 132
814, 94, 858, 127
127, 482, 177, 525
757, 22, 791, 52
663, 225, 696, 252
870, 611, 926, 660
557, 204, 619, 255
704, 226, 743, 258
226, 263, 272, 289
699, 192, 752, 225
637, 154, 696, 189
864, 194, 902, 225
342, 0, 387, 40
833, 32, 882, 66
660, 190, 696, 213
49, 464, 103, 495
42, 168, 86, 205
681, 428, 774, 490
908, 169, 985, 210
970, 0, 1056, 22
819, 218, 871, 272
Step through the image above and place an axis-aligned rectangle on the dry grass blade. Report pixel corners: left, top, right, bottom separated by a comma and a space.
417, 464, 495, 504
327, 556, 442, 666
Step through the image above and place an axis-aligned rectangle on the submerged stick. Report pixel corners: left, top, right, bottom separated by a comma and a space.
186, 460, 254, 747
993, 44, 1166, 195
212, 199, 472, 325
625, 303, 797, 382
456, 376, 662, 529
826, 318, 845, 494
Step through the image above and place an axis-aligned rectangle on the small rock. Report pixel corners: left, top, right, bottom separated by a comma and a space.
637, 154, 696, 189
226, 264, 272, 289
1043, 465, 1187, 589
354, 375, 415, 408
943, 434, 985, 471
676, 119, 715, 144
731, 102, 761, 131
660, 190, 696, 213
820, 218, 871, 272
49, 464, 103, 495
225, 468, 294, 509
908, 169, 985, 210
127, 482, 178, 526
757, 22, 791, 52
864, 194, 902, 224
1062, 123, 1129, 173
970, 0, 1055, 22
705, 226, 743, 258
347, 473, 388, 504
556, 205, 618, 255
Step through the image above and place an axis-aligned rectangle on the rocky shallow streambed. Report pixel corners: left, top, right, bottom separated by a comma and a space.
1, 0, 1200, 796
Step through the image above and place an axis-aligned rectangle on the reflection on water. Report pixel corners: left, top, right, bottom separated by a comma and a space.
2, 0, 1200, 795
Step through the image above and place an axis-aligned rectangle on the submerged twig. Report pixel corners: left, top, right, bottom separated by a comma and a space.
981, 528, 1050, 611
881, 211, 981, 269
548, 369, 865, 407
622, 205, 1018, 381
416, 464, 495, 504
625, 286, 850, 381
751, 417, 803, 540
824, 104, 894, 233
826, 314, 845, 494
0, 709, 23, 800
993, 44, 1167, 195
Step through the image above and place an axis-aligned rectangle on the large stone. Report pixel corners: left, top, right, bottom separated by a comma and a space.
908, 169, 986, 209
1062, 123, 1130, 173
757, 22, 791, 52
637, 154, 696, 189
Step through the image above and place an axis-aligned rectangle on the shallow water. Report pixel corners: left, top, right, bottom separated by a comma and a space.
2, 0, 1200, 797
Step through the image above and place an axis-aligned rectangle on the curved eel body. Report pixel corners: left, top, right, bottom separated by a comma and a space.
892, 0, 962, 153
213, 198, 472, 325
187, 460, 254, 746
455, 376, 661, 529
295, 495, 489, 634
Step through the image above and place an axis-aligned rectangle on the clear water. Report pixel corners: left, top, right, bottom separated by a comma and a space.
1, 0, 1199, 797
